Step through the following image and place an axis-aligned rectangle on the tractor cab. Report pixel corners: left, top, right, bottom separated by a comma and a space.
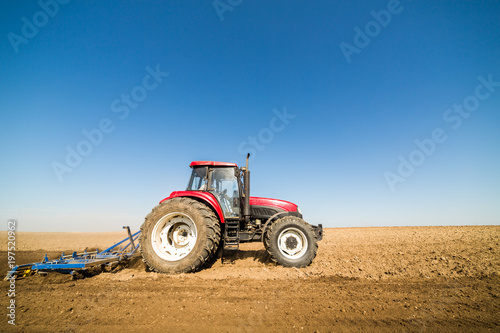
187, 162, 241, 219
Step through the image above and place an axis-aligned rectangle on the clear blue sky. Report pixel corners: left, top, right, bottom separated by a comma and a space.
1, 1, 499, 231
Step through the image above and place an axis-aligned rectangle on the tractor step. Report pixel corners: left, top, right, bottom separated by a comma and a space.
224, 219, 240, 250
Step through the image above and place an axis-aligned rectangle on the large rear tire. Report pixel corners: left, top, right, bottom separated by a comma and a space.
140, 197, 221, 273
265, 216, 317, 267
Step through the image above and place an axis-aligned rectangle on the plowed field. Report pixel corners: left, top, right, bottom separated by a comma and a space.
1, 226, 499, 332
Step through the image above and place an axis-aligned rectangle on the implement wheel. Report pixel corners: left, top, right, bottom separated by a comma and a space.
140, 197, 221, 273
265, 216, 317, 267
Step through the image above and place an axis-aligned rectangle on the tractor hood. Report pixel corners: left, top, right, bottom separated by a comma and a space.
249, 196, 298, 212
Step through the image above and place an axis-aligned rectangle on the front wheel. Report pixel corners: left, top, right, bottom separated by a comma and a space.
265, 216, 318, 267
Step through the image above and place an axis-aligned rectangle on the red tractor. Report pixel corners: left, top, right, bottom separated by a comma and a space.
139, 155, 323, 273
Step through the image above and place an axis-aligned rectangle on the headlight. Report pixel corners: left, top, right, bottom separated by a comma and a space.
297, 207, 302, 215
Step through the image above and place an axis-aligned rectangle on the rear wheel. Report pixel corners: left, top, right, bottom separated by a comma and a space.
265, 216, 317, 267
140, 197, 221, 273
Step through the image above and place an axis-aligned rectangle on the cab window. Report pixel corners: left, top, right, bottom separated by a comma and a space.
209, 168, 240, 218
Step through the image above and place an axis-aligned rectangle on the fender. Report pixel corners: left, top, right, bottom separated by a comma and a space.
260, 211, 303, 241
160, 191, 225, 224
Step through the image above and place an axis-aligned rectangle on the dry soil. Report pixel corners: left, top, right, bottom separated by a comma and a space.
1, 226, 499, 332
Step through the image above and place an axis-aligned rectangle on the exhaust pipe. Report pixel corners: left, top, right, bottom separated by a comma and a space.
244, 153, 250, 223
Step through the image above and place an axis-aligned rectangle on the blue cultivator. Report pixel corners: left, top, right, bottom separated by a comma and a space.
5, 227, 141, 280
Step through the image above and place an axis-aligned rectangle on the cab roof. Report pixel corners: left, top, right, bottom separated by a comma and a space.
190, 161, 238, 167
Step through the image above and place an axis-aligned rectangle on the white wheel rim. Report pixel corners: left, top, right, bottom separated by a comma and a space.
278, 227, 308, 260
151, 212, 197, 261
